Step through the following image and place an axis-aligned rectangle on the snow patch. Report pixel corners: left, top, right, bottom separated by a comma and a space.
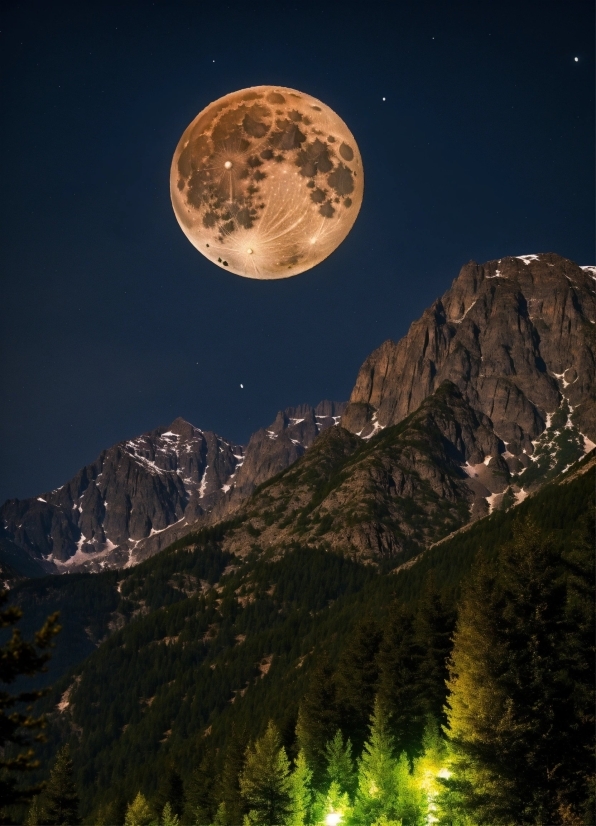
452, 299, 477, 323
37, 497, 47, 503
289, 418, 305, 425
551, 370, 572, 388
198, 466, 209, 498
361, 412, 385, 441
516, 254, 540, 265
580, 265, 596, 279
485, 493, 501, 514
149, 517, 185, 537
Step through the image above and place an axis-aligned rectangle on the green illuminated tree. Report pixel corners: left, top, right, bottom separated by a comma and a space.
240, 721, 292, 825
353, 699, 398, 824
124, 792, 154, 826
287, 750, 312, 826
443, 518, 595, 825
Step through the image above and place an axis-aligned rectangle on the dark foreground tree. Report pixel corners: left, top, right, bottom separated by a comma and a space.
443, 518, 595, 825
43, 745, 81, 825
0, 588, 60, 818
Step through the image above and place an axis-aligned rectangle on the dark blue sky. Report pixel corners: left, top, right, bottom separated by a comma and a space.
1, 0, 593, 503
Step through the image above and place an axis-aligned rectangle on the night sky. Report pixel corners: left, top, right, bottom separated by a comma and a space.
1, 0, 593, 504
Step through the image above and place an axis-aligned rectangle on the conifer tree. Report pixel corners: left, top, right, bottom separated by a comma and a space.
443, 519, 595, 824
287, 750, 312, 826
353, 699, 398, 825
413, 579, 454, 728
217, 724, 248, 825
0, 589, 60, 812
155, 768, 185, 821
43, 745, 81, 826
211, 802, 228, 825
325, 730, 356, 799
377, 604, 425, 757
239, 721, 293, 825
184, 752, 215, 825
334, 617, 383, 753
160, 802, 179, 826
124, 792, 154, 826
295, 658, 342, 787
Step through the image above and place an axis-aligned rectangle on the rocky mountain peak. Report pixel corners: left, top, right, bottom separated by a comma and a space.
342, 253, 596, 461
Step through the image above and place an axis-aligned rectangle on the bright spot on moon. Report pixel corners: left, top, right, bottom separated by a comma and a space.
170, 86, 364, 279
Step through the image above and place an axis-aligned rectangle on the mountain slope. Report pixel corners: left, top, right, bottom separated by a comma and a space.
23, 453, 594, 818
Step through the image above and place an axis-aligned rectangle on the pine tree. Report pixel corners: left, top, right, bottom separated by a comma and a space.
184, 752, 215, 825
295, 658, 342, 788
43, 745, 81, 826
353, 699, 399, 824
217, 724, 248, 825
334, 617, 383, 753
325, 730, 356, 799
155, 767, 185, 820
0, 589, 60, 812
287, 750, 312, 826
377, 604, 426, 757
443, 518, 595, 824
413, 579, 454, 728
239, 721, 293, 825
124, 792, 155, 826
160, 802, 179, 826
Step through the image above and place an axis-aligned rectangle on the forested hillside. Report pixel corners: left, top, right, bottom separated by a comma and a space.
6, 454, 592, 824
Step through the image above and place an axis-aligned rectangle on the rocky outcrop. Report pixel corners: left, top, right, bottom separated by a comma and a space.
221, 383, 515, 563
0, 404, 346, 573
342, 254, 596, 456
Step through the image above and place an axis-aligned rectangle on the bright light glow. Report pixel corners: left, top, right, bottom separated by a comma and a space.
437, 768, 451, 780
325, 814, 341, 826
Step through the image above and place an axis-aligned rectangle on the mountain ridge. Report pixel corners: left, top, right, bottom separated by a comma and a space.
1, 252, 594, 579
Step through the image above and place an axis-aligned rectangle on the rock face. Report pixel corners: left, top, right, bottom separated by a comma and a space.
221, 383, 511, 563
0, 418, 243, 572
0, 404, 345, 574
342, 254, 596, 453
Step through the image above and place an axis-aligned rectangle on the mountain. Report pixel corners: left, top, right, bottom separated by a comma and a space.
2, 253, 594, 579
0, 403, 345, 576
343, 253, 595, 453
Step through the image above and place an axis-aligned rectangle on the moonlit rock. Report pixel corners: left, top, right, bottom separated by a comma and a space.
170, 86, 364, 279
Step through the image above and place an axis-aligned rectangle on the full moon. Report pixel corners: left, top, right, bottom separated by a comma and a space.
170, 86, 364, 279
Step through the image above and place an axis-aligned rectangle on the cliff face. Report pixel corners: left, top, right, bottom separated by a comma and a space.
0, 404, 345, 573
0, 418, 243, 571
342, 254, 596, 453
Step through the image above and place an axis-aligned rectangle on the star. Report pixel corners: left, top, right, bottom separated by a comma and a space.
240, 383, 244, 388
382, 97, 386, 101
574, 56, 579, 62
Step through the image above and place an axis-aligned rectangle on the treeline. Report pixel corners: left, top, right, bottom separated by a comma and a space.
6, 460, 595, 824
23, 513, 592, 825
